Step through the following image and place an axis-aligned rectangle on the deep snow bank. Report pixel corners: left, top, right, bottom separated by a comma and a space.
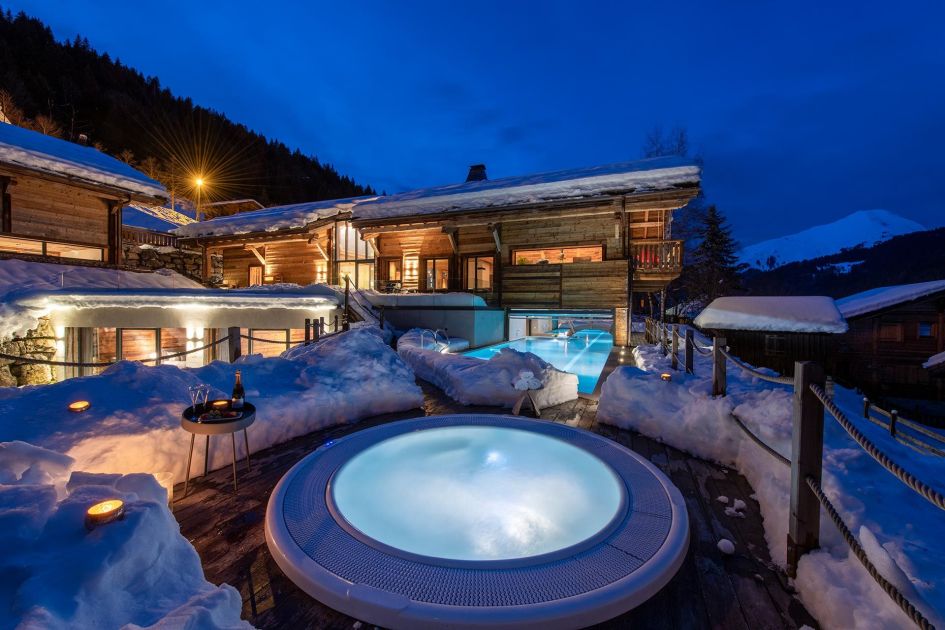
0, 441, 249, 629
0, 327, 422, 483
598, 340, 945, 629
397, 328, 577, 408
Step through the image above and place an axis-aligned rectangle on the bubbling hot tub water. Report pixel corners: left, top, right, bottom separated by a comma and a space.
329, 426, 624, 562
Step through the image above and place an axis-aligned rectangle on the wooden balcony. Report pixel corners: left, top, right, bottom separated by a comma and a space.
631, 239, 683, 289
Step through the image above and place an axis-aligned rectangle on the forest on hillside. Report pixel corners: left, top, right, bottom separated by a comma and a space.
0, 9, 373, 210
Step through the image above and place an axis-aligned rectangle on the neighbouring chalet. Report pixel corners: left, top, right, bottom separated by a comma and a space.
693, 296, 848, 377
0, 122, 167, 264
177, 157, 701, 346
835, 280, 945, 402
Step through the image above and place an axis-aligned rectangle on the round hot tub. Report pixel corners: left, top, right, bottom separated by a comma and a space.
266, 415, 689, 629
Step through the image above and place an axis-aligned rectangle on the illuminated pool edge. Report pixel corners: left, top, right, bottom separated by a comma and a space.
265, 415, 690, 630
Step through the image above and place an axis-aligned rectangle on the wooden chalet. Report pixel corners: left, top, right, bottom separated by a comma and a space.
835, 280, 945, 402
0, 123, 167, 265
178, 157, 701, 346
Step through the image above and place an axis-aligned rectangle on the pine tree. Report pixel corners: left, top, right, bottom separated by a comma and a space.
682, 205, 745, 304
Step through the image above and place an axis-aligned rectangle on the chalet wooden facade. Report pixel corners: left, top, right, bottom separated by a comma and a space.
178, 157, 701, 346
0, 123, 167, 265
835, 281, 945, 402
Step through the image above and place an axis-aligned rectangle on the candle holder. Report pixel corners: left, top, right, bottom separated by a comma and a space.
68, 400, 91, 413
85, 499, 125, 530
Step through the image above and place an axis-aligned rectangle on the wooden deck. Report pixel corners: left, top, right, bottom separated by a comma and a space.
174, 381, 818, 629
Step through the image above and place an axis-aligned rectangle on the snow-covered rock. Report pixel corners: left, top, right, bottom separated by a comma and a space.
0, 443, 249, 629
397, 328, 577, 408
0, 327, 422, 483
739, 209, 925, 270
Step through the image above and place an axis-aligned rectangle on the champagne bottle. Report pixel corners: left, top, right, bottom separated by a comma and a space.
231, 370, 245, 410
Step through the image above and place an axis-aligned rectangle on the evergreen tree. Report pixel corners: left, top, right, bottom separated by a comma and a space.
681, 205, 745, 304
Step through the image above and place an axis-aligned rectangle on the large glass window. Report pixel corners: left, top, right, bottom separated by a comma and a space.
465, 255, 493, 291
425, 258, 449, 290
513, 245, 603, 265
314, 260, 329, 284
120, 329, 158, 362
0, 235, 103, 261
387, 260, 402, 282
248, 265, 263, 286
335, 222, 374, 261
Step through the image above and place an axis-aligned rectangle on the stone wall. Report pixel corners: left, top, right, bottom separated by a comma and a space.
122, 242, 223, 286
0, 317, 57, 386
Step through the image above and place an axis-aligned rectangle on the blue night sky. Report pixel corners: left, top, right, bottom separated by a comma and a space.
6, 0, 945, 245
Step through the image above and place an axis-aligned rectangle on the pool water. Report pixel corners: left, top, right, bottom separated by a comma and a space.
463, 329, 613, 394
330, 425, 624, 562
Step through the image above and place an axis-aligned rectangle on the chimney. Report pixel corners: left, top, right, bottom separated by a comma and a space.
466, 164, 487, 182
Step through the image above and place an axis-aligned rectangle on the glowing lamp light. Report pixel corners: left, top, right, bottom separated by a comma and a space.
68, 400, 91, 413
195, 177, 204, 187
85, 499, 125, 530
210, 399, 229, 409
660, 372, 673, 382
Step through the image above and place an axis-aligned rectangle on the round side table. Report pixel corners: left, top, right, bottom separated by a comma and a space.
181, 402, 256, 497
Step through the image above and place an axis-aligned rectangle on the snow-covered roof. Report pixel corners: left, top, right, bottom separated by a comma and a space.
694, 296, 848, 333
924, 351, 945, 370
836, 280, 945, 319
352, 156, 699, 222
174, 196, 370, 239
25, 287, 338, 311
123, 202, 196, 233
173, 156, 698, 239
0, 122, 167, 199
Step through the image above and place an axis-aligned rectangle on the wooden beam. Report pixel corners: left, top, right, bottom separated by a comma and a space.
442, 227, 459, 255
312, 241, 329, 261
245, 244, 266, 265
490, 223, 501, 252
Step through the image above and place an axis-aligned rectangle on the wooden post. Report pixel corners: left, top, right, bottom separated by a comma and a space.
890, 410, 898, 438
343, 276, 351, 331
862, 397, 870, 418
787, 361, 825, 578
227, 326, 241, 363
671, 325, 679, 370
712, 336, 727, 397
313, 320, 320, 342
334, 315, 339, 332
378, 307, 385, 331
304, 318, 311, 345
685, 328, 694, 374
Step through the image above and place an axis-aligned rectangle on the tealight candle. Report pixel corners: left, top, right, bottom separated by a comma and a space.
85, 499, 125, 530
69, 400, 91, 413
211, 400, 229, 409
660, 372, 672, 382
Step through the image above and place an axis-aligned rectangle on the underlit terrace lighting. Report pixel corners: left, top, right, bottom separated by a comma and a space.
660, 372, 672, 382
85, 499, 125, 530
68, 400, 91, 413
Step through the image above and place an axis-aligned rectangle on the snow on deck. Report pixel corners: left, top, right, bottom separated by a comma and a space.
836, 279, 945, 319
694, 296, 848, 333
0, 123, 166, 199
174, 196, 371, 238
924, 351, 945, 369
352, 155, 699, 221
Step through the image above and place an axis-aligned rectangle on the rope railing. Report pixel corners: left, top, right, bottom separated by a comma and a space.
0, 336, 231, 368
239, 334, 307, 346
806, 475, 935, 630
719, 346, 794, 385
729, 412, 791, 466
866, 400, 945, 447
810, 383, 945, 512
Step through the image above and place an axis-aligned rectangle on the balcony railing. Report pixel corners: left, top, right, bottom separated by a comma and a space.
631, 239, 683, 272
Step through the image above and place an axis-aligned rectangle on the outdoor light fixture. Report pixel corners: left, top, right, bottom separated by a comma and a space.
68, 400, 91, 413
660, 372, 672, 382
85, 499, 125, 530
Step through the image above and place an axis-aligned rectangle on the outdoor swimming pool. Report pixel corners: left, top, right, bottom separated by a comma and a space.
463, 329, 614, 394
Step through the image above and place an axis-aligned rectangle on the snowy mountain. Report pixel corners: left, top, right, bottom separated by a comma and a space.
738, 209, 925, 270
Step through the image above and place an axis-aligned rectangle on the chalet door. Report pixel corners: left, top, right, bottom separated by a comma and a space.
248, 265, 263, 286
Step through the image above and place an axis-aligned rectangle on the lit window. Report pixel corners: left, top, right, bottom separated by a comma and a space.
388, 259, 402, 282
425, 258, 449, 290
514, 245, 603, 265
314, 260, 328, 283
465, 255, 493, 291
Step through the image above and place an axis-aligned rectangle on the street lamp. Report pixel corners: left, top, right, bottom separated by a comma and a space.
195, 176, 204, 220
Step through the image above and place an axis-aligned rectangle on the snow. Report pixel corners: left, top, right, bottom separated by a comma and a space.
598, 336, 945, 629
0, 259, 202, 339
0, 122, 166, 199
924, 351, 945, 369
738, 209, 925, 270
352, 156, 699, 221
0, 442, 249, 629
173, 196, 371, 238
397, 328, 577, 409
123, 202, 196, 233
694, 296, 848, 333
0, 327, 422, 484
173, 157, 698, 238
361, 290, 487, 308
836, 279, 945, 319
717, 539, 735, 555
